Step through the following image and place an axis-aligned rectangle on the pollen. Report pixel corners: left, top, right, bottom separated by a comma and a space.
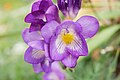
62, 33, 74, 44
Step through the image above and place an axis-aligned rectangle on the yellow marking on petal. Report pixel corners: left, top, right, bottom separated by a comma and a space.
62, 33, 74, 44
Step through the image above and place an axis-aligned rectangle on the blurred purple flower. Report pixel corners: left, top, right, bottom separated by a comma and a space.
57, 0, 82, 19
25, 0, 60, 32
43, 61, 65, 80
41, 16, 99, 68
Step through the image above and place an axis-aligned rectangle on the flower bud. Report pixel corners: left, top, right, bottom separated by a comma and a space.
57, 0, 82, 19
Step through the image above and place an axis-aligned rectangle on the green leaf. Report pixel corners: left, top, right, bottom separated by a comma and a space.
88, 24, 120, 53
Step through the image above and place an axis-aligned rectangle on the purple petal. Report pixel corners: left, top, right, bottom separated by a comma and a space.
32, 0, 53, 12
41, 58, 52, 73
43, 71, 65, 80
22, 28, 44, 49
50, 36, 69, 60
55, 21, 82, 36
25, 10, 45, 23
28, 40, 44, 50
41, 20, 59, 43
45, 5, 61, 23
51, 61, 61, 70
29, 20, 46, 32
67, 34, 88, 57
24, 47, 45, 64
32, 63, 43, 74
22, 28, 42, 43
62, 54, 78, 68
44, 43, 53, 62
43, 61, 66, 80
31, 1, 41, 12
76, 16, 99, 38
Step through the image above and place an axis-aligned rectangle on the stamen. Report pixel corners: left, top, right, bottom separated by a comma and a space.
62, 33, 74, 44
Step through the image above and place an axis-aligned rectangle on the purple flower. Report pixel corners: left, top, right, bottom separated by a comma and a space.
41, 16, 99, 68
25, 0, 60, 32
43, 61, 65, 80
22, 28, 52, 73
57, 0, 82, 19
22, 0, 100, 79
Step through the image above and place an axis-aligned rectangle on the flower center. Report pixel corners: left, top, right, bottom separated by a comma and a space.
62, 33, 74, 44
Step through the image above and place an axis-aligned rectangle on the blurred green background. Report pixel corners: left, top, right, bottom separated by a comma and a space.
0, 0, 120, 80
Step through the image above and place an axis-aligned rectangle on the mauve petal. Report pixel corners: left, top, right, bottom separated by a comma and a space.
22, 28, 44, 50
55, 21, 74, 35
44, 43, 53, 62
25, 10, 45, 23
50, 36, 69, 60
67, 34, 88, 57
22, 28, 43, 44
41, 20, 59, 43
76, 16, 99, 38
24, 47, 45, 64
41, 58, 52, 73
32, 63, 43, 74
55, 21, 82, 36
28, 40, 44, 50
62, 54, 78, 68
46, 5, 60, 23
51, 61, 61, 70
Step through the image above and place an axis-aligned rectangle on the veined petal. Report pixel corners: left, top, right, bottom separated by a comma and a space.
22, 28, 44, 49
32, 63, 43, 74
62, 54, 78, 68
67, 34, 88, 57
76, 16, 99, 38
41, 20, 59, 43
24, 47, 45, 64
50, 36, 68, 60
57, 0, 82, 19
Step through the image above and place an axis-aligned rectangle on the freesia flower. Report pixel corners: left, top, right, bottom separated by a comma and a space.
41, 16, 99, 68
22, 0, 99, 79
57, 0, 82, 19
25, 0, 60, 32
